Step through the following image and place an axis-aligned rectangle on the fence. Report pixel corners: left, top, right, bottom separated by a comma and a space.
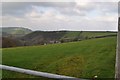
0, 64, 87, 80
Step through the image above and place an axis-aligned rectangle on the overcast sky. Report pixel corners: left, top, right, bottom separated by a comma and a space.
1, 1, 119, 31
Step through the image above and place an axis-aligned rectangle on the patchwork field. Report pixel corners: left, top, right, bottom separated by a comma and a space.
2, 36, 117, 79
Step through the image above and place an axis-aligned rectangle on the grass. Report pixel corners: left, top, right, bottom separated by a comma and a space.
61, 31, 117, 40
62, 31, 81, 39
2, 36, 117, 79
81, 31, 117, 38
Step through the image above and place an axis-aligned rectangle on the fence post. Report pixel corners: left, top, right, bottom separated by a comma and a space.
116, 17, 120, 79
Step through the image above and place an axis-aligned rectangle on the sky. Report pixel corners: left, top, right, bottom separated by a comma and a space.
1, 0, 119, 31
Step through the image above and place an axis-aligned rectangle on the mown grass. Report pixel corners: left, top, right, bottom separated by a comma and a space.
2, 36, 117, 79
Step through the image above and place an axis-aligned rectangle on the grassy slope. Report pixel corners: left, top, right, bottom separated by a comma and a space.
61, 31, 80, 39
2, 36, 117, 78
81, 32, 117, 38
61, 31, 117, 40
1, 27, 32, 35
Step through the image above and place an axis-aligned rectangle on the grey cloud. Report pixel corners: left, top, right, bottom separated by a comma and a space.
2, 2, 118, 31
96, 2, 117, 13
2, 2, 76, 16
53, 7, 85, 16
2, 2, 117, 17
76, 2, 117, 15
2, 2, 33, 16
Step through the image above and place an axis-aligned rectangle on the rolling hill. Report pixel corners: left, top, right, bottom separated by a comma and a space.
1, 28, 117, 48
1, 32, 12, 37
1, 27, 32, 37
0, 37, 23, 48
21, 31, 117, 46
21, 31, 67, 45
2, 36, 117, 79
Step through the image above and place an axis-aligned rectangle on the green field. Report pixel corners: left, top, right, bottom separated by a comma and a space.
2, 36, 117, 79
61, 31, 117, 40
61, 31, 81, 39
81, 31, 117, 38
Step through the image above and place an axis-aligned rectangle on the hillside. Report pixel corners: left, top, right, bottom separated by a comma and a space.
1, 30, 117, 48
1, 32, 12, 37
0, 37, 23, 48
61, 31, 117, 40
1, 27, 32, 37
21, 31, 67, 45
21, 31, 117, 46
2, 36, 117, 79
